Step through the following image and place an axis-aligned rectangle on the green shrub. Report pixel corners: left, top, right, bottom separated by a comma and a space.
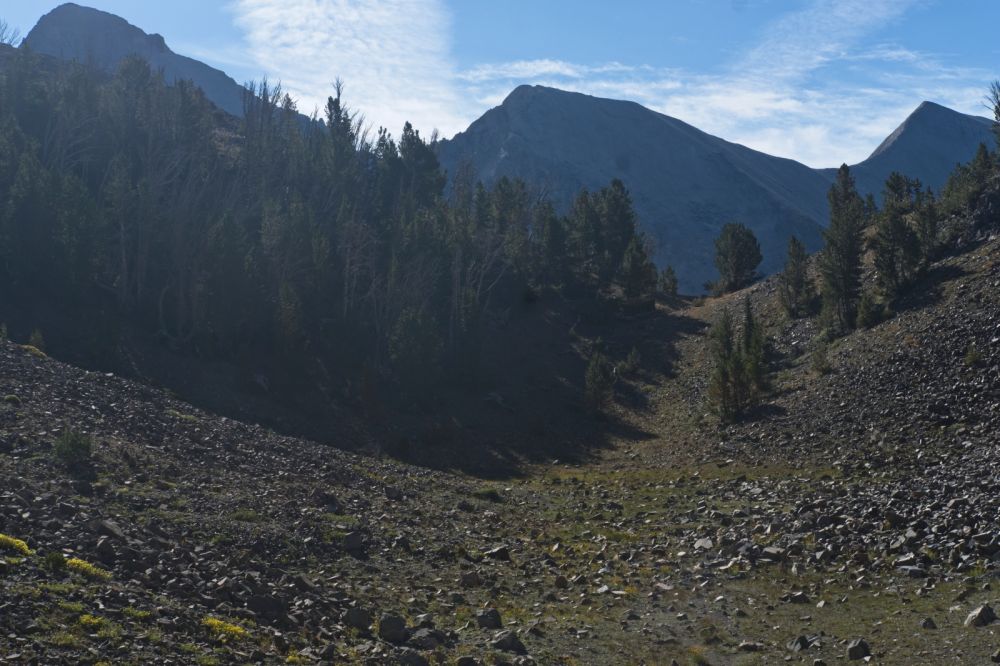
471, 488, 504, 503
659, 265, 679, 297
43, 551, 67, 573
29, 328, 45, 352
0, 323, 7, 342
53, 430, 93, 470
965, 342, 983, 367
810, 341, 832, 376
855, 291, 880, 329
708, 300, 768, 422
619, 346, 641, 375
584, 350, 615, 411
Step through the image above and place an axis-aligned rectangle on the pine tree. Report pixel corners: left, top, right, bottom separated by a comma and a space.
659, 265, 679, 297
871, 201, 920, 299
567, 189, 600, 282
990, 80, 1000, 151
914, 189, 940, 264
708, 300, 767, 422
778, 235, 811, 317
584, 349, 615, 411
708, 308, 738, 422
713, 223, 762, 293
597, 179, 638, 287
855, 290, 880, 329
619, 235, 657, 299
740, 297, 766, 397
819, 165, 865, 333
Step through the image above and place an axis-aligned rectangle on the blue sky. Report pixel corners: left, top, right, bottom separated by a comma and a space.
5, 1, 998, 166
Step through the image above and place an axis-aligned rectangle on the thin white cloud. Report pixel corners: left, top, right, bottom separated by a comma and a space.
221, 0, 992, 167
456, 0, 993, 167
458, 60, 645, 83
230, 0, 465, 137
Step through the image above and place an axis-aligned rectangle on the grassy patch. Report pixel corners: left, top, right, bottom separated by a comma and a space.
202, 616, 250, 641
20, 344, 47, 359
229, 508, 264, 523
66, 557, 111, 580
166, 408, 199, 423
0, 533, 34, 556
471, 487, 505, 503
123, 606, 152, 621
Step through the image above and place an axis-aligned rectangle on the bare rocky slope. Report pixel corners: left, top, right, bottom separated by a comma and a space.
2, 196, 1000, 664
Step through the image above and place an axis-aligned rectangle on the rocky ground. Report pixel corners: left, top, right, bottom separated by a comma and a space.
2, 231, 1000, 665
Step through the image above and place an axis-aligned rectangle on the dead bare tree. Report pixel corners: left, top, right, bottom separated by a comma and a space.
0, 20, 22, 47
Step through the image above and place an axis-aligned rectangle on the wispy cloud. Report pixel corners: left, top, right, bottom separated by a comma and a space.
230, 0, 466, 137
222, 0, 992, 167
456, 0, 993, 167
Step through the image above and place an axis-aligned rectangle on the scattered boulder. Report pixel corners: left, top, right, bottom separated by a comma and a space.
345, 607, 372, 631
965, 604, 997, 627
378, 613, 408, 643
492, 630, 527, 654
847, 638, 871, 660
476, 608, 503, 630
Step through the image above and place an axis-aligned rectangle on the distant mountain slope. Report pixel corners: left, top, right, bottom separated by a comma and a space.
439, 87, 995, 292
23, 3, 247, 117
436, 85, 831, 292
819, 101, 995, 198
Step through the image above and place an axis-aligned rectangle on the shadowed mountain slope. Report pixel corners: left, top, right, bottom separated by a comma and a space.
438, 86, 995, 292
436, 85, 831, 292
821, 100, 996, 198
23, 3, 248, 117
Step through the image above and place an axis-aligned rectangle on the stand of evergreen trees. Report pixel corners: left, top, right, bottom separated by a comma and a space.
0, 49, 658, 405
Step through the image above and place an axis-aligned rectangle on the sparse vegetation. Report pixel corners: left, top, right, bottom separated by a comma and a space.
965, 342, 983, 367
810, 340, 832, 376
471, 487, 504, 503
620, 346, 641, 375
65, 558, 111, 580
819, 165, 866, 334
0, 534, 33, 556
43, 551, 67, 573
28, 329, 45, 353
778, 235, 812, 318
712, 223, 762, 294
707, 299, 768, 422
202, 617, 250, 641
855, 290, 881, 329
659, 265, 679, 296
584, 349, 615, 411
53, 429, 93, 471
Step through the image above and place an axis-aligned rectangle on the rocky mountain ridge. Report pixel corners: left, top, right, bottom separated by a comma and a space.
437, 87, 994, 292
23, 3, 248, 117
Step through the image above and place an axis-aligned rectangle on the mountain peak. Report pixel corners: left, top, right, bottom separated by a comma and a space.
501, 84, 588, 107
868, 100, 991, 161
22, 4, 247, 118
